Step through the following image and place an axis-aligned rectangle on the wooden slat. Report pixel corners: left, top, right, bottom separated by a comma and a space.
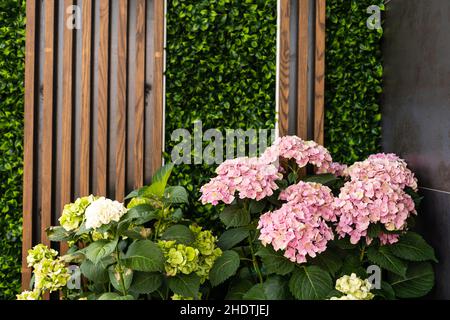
80, 0, 93, 197
152, 0, 164, 175
41, 0, 55, 247
116, 0, 128, 200
278, 0, 290, 137
96, 0, 109, 196
60, 0, 75, 255
22, 0, 37, 289
297, 0, 309, 140
314, 0, 326, 145
134, 0, 145, 188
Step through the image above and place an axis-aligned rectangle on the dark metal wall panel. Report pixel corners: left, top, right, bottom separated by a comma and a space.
382, 0, 450, 299
22, 0, 164, 291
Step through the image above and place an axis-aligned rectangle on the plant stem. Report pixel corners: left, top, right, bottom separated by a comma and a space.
115, 246, 128, 296
360, 245, 366, 262
248, 232, 264, 284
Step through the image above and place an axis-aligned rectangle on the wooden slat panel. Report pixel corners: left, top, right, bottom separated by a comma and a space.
297, 0, 309, 140
116, 0, 128, 200
41, 0, 55, 247
152, 0, 164, 175
22, 0, 37, 289
80, 0, 93, 197
278, 0, 290, 137
134, 0, 145, 188
96, 0, 109, 196
314, 0, 326, 145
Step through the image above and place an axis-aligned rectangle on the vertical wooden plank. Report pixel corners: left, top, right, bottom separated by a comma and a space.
22, 0, 37, 290
60, 0, 74, 255
278, 0, 290, 137
116, 0, 128, 200
297, 0, 309, 140
152, 0, 164, 175
80, 0, 92, 197
41, 0, 55, 247
314, 0, 326, 145
96, 0, 109, 196
134, 0, 145, 188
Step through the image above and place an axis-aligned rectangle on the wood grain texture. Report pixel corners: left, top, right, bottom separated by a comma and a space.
80, 0, 93, 197
297, 0, 309, 140
278, 0, 290, 137
41, 0, 55, 247
314, 0, 326, 146
22, 0, 36, 290
134, 0, 145, 188
152, 0, 164, 175
96, 0, 109, 196
116, 0, 128, 200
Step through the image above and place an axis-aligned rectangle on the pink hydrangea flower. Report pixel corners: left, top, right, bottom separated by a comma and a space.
200, 157, 282, 205
379, 233, 400, 245
279, 181, 337, 222
334, 178, 416, 244
317, 162, 348, 177
258, 202, 334, 263
260, 136, 333, 171
346, 153, 418, 191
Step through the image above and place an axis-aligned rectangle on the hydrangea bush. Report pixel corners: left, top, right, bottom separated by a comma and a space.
18, 164, 222, 300
201, 136, 437, 300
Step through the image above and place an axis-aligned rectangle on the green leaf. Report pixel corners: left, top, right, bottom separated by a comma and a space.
389, 262, 435, 298
146, 163, 175, 197
167, 273, 201, 298
217, 227, 249, 250
219, 205, 250, 228
243, 283, 266, 300
339, 255, 367, 278
161, 224, 195, 245
373, 281, 396, 300
108, 266, 133, 292
389, 232, 437, 262
261, 276, 289, 300
289, 266, 333, 300
80, 259, 109, 283
303, 174, 339, 186
129, 272, 163, 294
249, 200, 265, 214
209, 250, 240, 287
256, 246, 294, 276
121, 204, 157, 227
98, 293, 134, 300
46, 226, 72, 242
367, 246, 407, 277
311, 250, 343, 276
123, 240, 164, 272
225, 279, 254, 300
367, 223, 382, 238
164, 186, 189, 204
85, 238, 118, 265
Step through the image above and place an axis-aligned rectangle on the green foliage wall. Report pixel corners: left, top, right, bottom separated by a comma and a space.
325, 0, 383, 164
165, 0, 277, 224
0, 0, 25, 299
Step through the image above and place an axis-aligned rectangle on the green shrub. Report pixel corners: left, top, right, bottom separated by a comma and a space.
0, 0, 25, 299
164, 0, 277, 226
325, 0, 383, 164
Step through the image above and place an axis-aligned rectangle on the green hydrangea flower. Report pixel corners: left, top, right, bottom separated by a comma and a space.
34, 258, 71, 292
330, 273, 374, 300
158, 240, 199, 276
59, 195, 96, 231
16, 289, 42, 300
26, 244, 58, 267
171, 293, 202, 300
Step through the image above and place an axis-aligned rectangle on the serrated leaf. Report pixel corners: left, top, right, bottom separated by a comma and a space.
146, 163, 175, 198
161, 224, 195, 245
339, 255, 367, 279
256, 246, 294, 276
225, 279, 254, 300
262, 276, 289, 300
249, 200, 265, 214
123, 240, 164, 272
389, 232, 437, 262
218, 227, 249, 250
85, 238, 118, 265
46, 226, 72, 242
219, 205, 250, 228
108, 266, 133, 292
129, 272, 163, 294
98, 293, 134, 300
367, 246, 407, 277
303, 174, 338, 186
209, 250, 240, 287
167, 273, 200, 298
373, 281, 396, 300
389, 262, 434, 298
164, 186, 189, 204
80, 259, 109, 283
289, 266, 333, 300
311, 250, 343, 276
243, 283, 266, 300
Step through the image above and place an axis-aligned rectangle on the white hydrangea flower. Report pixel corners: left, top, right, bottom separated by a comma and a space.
85, 197, 127, 230
330, 273, 374, 300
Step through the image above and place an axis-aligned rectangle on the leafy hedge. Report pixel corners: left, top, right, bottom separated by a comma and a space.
164, 0, 277, 225
0, 0, 25, 299
325, 0, 383, 164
